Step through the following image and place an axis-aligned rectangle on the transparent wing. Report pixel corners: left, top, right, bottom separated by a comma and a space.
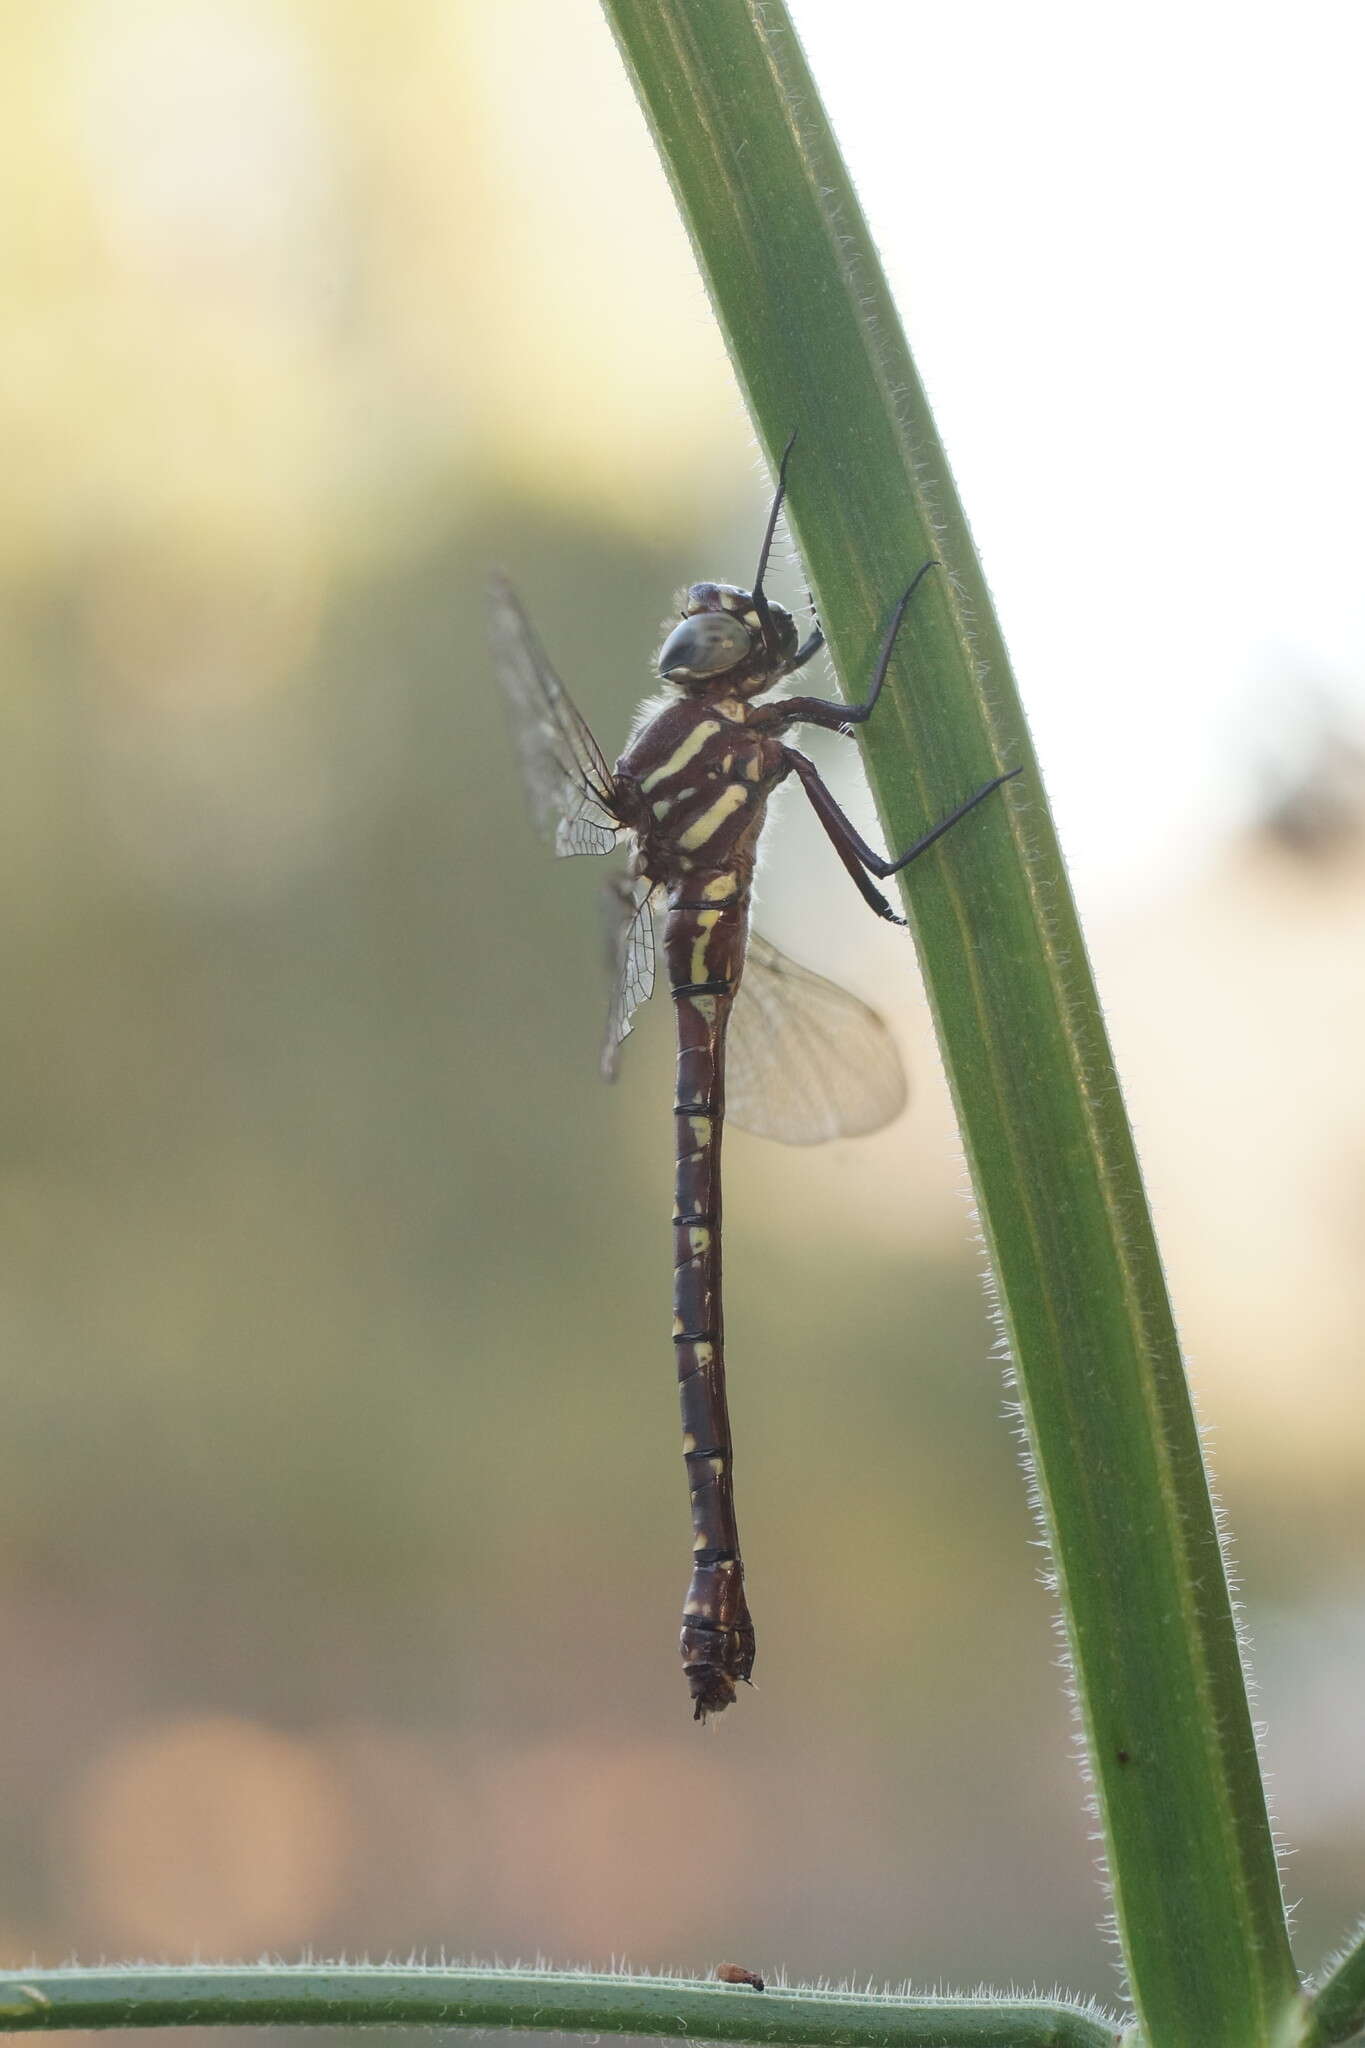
488, 573, 622, 857
600, 876, 661, 1080
726, 932, 908, 1144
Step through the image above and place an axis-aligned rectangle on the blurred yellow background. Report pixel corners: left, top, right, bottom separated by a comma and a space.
2, 0, 1362, 2013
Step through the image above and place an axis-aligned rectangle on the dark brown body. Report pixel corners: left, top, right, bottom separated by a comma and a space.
493, 465, 1018, 1721
609, 581, 1014, 1716
613, 689, 794, 1717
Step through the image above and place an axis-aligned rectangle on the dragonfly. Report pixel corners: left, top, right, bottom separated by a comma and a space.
490, 437, 1018, 1721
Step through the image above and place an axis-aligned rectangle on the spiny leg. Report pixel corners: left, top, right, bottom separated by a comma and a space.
751, 431, 797, 598
750, 431, 799, 662
779, 558, 940, 733
789, 571, 825, 674
787, 748, 1021, 921
789, 623, 825, 672
788, 766, 906, 924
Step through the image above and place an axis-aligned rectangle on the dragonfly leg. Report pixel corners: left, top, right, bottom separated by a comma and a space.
786, 748, 1020, 918
750, 431, 800, 664
789, 625, 825, 672
751, 431, 798, 596
776, 560, 940, 733
784, 752, 904, 923
876, 767, 1022, 876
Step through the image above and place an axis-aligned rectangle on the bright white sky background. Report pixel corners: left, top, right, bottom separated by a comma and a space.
791, 0, 1365, 900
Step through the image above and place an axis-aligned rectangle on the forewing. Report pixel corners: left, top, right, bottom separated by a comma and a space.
600, 877, 661, 1080
488, 573, 621, 857
726, 932, 908, 1144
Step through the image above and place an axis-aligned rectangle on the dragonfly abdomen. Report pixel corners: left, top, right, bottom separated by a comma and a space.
666, 886, 755, 1720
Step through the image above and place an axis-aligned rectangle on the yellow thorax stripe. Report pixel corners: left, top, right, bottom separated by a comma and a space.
640, 721, 720, 792
678, 784, 749, 851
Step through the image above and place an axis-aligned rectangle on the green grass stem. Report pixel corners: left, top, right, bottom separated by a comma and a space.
596, 4, 1301, 2044
0, 1967, 1117, 2047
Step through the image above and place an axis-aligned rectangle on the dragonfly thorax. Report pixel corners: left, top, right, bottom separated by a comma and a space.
657, 582, 797, 698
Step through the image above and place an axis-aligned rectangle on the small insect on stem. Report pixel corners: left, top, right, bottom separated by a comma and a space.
491, 435, 1019, 1720
715, 1964, 766, 1991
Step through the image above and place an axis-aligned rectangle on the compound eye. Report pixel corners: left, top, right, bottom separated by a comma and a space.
658, 611, 751, 682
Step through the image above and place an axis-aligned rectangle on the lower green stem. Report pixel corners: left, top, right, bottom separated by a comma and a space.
0, 1967, 1117, 2046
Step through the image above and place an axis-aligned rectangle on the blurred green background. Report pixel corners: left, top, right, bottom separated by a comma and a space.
2, 0, 1363, 2014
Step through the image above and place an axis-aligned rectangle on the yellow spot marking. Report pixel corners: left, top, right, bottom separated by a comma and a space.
710, 1457, 726, 1477
714, 697, 747, 722
652, 796, 673, 819
690, 908, 720, 982
720, 753, 733, 774
689, 1227, 711, 1256
691, 993, 717, 1023
641, 721, 719, 792
694, 1343, 714, 1370
689, 1116, 711, 1147
679, 784, 748, 851
673, 1315, 684, 1335
701, 873, 739, 902
682, 1432, 697, 1453
744, 756, 762, 781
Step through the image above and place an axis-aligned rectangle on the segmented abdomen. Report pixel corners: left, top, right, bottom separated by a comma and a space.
666, 875, 754, 1720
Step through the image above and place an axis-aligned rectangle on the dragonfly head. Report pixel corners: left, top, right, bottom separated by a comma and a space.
658, 582, 798, 696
